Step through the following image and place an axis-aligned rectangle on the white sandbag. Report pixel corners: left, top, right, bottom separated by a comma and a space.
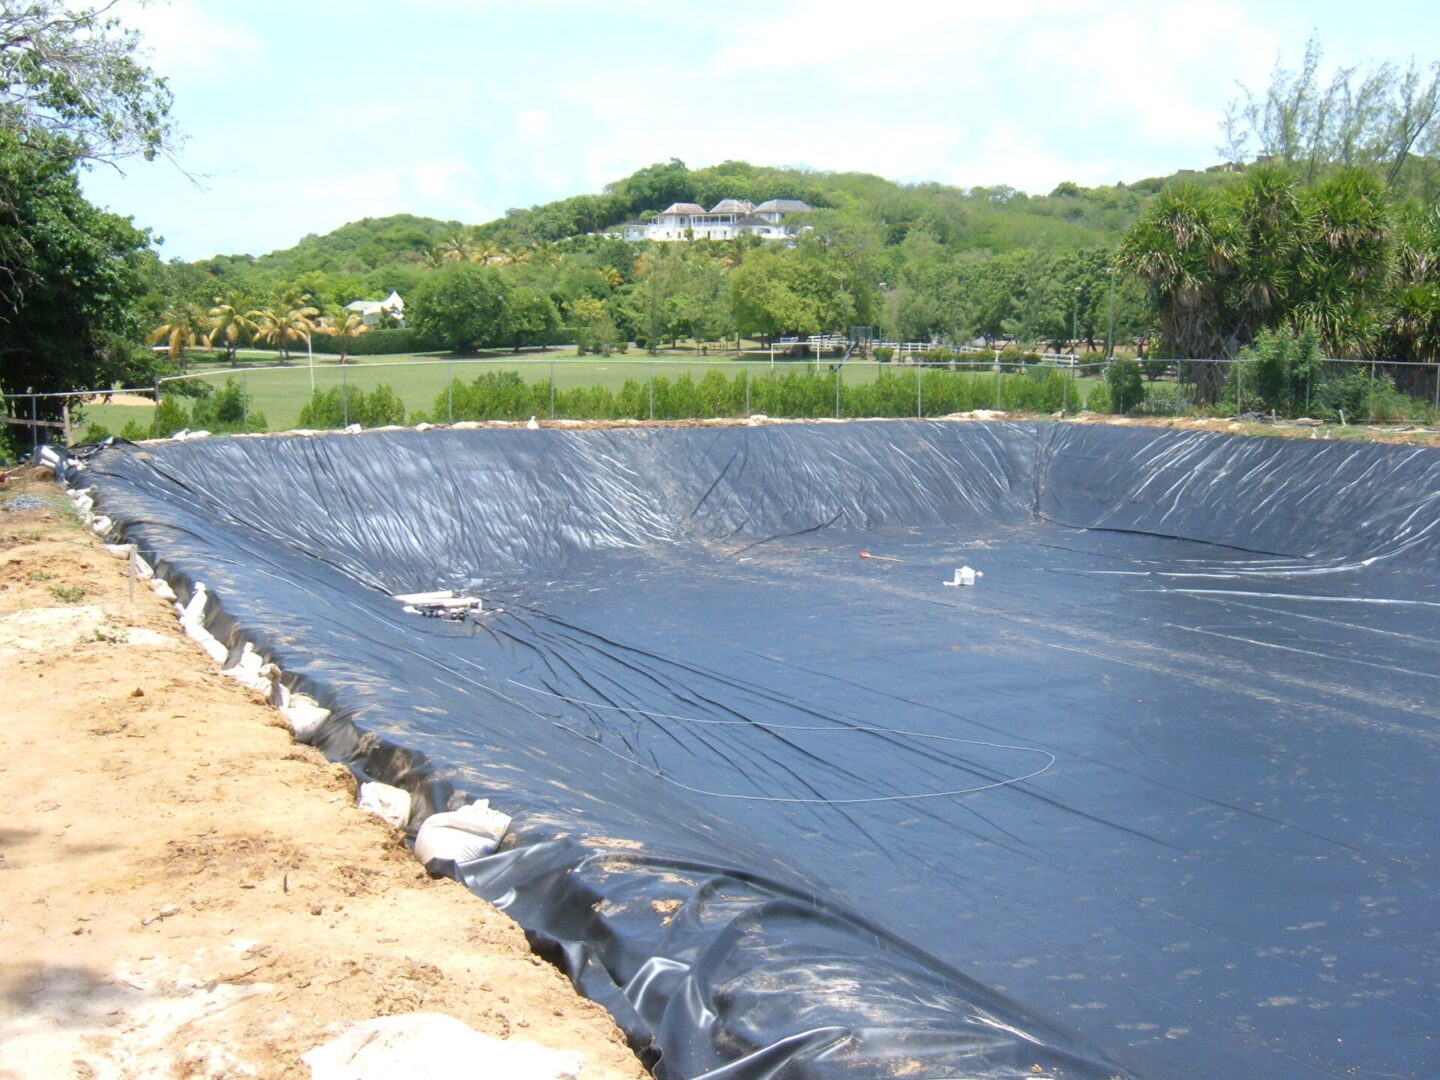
278, 689, 330, 741
413, 799, 511, 866
358, 782, 412, 828
178, 583, 229, 664
221, 641, 275, 693
302, 1013, 581, 1080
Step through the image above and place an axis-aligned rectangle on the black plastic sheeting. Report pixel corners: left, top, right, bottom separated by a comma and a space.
69, 421, 1440, 1080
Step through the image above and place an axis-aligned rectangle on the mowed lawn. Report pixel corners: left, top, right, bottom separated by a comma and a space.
80, 350, 1095, 433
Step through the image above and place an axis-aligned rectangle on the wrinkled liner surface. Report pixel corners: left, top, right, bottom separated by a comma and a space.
71, 423, 1440, 1080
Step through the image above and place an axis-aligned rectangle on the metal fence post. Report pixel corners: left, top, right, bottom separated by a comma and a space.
29, 389, 37, 452
447, 358, 454, 424
549, 359, 556, 419
917, 364, 924, 418
834, 365, 841, 419
342, 363, 350, 426
745, 368, 751, 417
648, 362, 654, 420
242, 370, 249, 429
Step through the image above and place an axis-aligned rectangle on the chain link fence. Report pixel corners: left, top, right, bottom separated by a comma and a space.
10, 354, 1439, 447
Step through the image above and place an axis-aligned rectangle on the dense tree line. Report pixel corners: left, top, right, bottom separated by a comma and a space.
1, 0, 173, 446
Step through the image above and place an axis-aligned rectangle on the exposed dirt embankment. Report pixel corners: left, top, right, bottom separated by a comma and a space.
0, 469, 647, 1079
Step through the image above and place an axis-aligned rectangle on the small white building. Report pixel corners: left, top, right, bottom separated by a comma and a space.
345, 290, 405, 327
622, 198, 811, 242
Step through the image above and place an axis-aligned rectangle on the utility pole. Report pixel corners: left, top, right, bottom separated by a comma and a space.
1105, 268, 1117, 360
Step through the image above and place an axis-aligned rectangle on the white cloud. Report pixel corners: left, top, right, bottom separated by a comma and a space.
515, 109, 548, 139
113, 0, 265, 83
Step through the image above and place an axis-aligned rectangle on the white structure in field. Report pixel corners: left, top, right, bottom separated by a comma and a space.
621, 198, 812, 242
345, 290, 405, 327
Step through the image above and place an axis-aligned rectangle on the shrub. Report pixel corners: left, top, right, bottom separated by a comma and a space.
298, 383, 408, 429
1136, 383, 1182, 416
1104, 358, 1144, 414
190, 377, 267, 434
152, 398, 190, 438
1313, 371, 1417, 422
1242, 328, 1324, 415
310, 326, 439, 356
874, 346, 894, 363
1086, 382, 1113, 413
440, 371, 550, 422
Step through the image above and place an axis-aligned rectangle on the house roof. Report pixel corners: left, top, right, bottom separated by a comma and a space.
659, 202, 706, 215
346, 291, 404, 313
708, 199, 755, 214
754, 198, 812, 215
734, 213, 772, 227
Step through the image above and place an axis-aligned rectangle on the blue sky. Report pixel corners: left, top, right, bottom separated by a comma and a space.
80, 0, 1440, 262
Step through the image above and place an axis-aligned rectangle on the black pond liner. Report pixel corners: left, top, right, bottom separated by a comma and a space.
66, 421, 1440, 1080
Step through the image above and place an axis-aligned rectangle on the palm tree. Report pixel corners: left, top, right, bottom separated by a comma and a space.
208, 291, 257, 365
149, 304, 210, 369
319, 304, 369, 363
437, 227, 478, 264
247, 294, 318, 360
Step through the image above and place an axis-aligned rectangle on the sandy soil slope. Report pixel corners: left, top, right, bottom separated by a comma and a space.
0, 468, 648, 1079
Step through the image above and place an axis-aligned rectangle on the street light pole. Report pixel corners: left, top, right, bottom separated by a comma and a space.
1072, 286, 1080, 353
1105, 268, 1117, 361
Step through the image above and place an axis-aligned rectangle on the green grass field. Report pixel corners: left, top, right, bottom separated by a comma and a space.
78, 350, 1101, 435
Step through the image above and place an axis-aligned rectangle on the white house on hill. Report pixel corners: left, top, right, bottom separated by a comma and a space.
344, 290, 405, 327
621, 198, 811, 242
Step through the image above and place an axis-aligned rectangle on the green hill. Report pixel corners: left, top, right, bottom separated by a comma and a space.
234, 159, 1203, 271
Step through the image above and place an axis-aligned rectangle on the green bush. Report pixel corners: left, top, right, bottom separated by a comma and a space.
190, 377, 267, 434
1086, 382, 1113, 413
1242, 329, 1324, 415
309, 326, 439, 356
1136, 383, 1182, 416
298, 383, 409, 429
152, 397, 190, 438
1104, 359, 1144, 414
874, 346, 894, 363
440, 371, 550, 422
1313, 371, 1418, 422
417, 366, 1099, 424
